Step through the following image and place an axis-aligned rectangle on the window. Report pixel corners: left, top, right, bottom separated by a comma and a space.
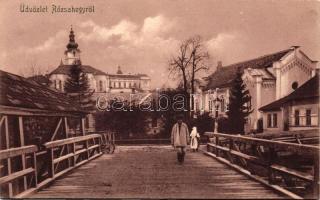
85, 117, 89, 128
99, 80, 103, 92
267, 113, 277, 128
267, 114, 272, 128
215, 105, 219, 117
220, 96, 225, 112
273, 113, 277, 127
59, 80, 62, 90
294, 110, 300, 126
292, 82, 298, 90
226, 104, 229, 112
306, 109, 311, 126
124, 82, 126, 88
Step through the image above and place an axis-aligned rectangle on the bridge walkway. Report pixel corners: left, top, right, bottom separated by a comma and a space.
30, 146, 285, 199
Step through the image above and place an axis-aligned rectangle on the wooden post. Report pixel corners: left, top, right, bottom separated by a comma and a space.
86, 139, 90, 159
63, 117, 71, 167
313, 154, 319, 198
268, 147, 276, 184
80, 117, 89, 159
18, 116, 28, 191
50, 118, 62, 141
47, 148, 54, 178
81, 118, 86, 136
63, 117, 69, 138
216, 136, 219, 157
92, 137, 96, 155
33, 152, 38, 187
98, 136, 102, 153
4, 116, 13, 197
73, 142, 76, 166
228, 138, 234, 163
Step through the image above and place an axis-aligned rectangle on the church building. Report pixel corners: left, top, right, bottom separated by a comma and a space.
49, 28, 151, 96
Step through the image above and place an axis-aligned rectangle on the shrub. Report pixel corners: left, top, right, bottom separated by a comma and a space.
217, 116, 229, 133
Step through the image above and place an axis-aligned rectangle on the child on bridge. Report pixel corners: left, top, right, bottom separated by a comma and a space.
190, 126, 200, 152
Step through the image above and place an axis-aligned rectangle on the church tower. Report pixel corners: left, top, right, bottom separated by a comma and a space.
64, 27, 81, 65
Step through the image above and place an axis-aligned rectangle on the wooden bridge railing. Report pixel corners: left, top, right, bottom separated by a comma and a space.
0, 145, 38, 198
44, 134, 102, 181
205, 132, 320, 199
0, 134, 103, 198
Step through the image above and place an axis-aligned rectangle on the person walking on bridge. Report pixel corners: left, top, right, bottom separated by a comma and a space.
171, 115, 190, 164
190, 126, 200, 152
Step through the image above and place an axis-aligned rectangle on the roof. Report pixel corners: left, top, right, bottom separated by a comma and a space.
66, 28, 79, 50
205, 48, 293, 89
50, 64, 150, 79
0, 70, 87, 115
259, 75, 319, 111
50, 64, 107, 76
245, 68, 275, 80
27, 74, 51, 86
109, 73, 150, 79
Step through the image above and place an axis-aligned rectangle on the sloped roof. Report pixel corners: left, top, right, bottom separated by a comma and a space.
109, 73, 150, 79
27, 74, 51, 86
0, 70, 86, 115
259, 75, 319, 111
205, 48, 293, 90
245, 68, 275, 80
50, 64, 107, 76
51, 64, 150, 79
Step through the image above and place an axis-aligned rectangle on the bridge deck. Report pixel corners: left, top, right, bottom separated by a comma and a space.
31, 146, 285, 199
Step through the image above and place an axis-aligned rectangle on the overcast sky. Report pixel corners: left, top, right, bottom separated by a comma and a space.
0, 0, 319, 88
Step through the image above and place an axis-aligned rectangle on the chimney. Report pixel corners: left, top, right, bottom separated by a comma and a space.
217, 61, 222, 71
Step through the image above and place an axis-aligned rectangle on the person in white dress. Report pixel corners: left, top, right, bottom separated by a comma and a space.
190, 127, 200, 152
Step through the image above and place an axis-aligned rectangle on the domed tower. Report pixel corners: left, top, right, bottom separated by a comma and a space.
116, 66, 123, 74
64, 26, 81, 65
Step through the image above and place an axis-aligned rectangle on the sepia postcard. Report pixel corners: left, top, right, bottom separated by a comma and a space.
0, 0, 319, 199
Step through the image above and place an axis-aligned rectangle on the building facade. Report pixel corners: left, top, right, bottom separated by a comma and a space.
49, 28, 151, 96
194, 46, 319, 133
47, 28, 151, 132
260, 74, 319, 132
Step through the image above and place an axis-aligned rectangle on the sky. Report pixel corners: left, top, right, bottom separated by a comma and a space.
0, 0, 319, 88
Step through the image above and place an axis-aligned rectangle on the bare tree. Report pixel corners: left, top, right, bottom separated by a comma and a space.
188, 36, 210, 97
19, 58, 50, 77
168, 35, 210, 115
168, 40, 193, 94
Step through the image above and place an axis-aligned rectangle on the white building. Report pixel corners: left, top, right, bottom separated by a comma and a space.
260, 74, 319, 132
194, 46, 319, 133
49, 28, 151, 96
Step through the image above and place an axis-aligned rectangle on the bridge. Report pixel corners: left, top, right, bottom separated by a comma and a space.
1, 132, 319, 199
1, 62, 319, 199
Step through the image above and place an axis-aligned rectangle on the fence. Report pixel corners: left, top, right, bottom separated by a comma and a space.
0, 134, 103, 198
205, 132, 319, 199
